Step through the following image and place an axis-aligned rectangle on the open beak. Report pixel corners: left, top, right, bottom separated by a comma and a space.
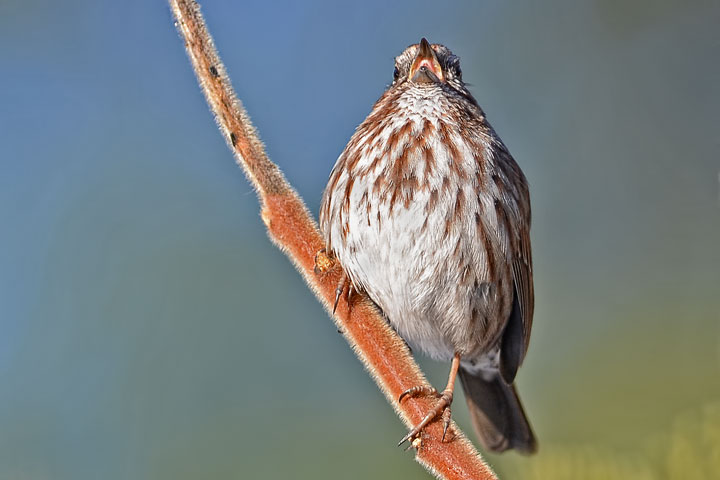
408, 38, 444, 84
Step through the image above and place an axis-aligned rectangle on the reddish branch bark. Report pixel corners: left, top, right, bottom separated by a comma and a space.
169, 1, 498, 478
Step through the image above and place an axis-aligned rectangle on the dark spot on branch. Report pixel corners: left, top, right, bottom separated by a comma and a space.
209, 65, 219, 77
230, 132, 237, 146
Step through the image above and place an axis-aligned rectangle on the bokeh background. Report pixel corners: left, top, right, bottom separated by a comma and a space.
1, 0, 719, 478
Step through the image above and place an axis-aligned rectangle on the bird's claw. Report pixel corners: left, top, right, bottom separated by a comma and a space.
314, 249, 354, 314
398, 385, 438, 403
398, 387, 454, 446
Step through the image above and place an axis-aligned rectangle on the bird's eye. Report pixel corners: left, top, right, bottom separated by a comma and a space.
453, 65, 462, 79
393, 66, 400, 81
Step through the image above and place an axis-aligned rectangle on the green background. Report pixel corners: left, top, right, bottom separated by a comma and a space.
1, 0, 718, 478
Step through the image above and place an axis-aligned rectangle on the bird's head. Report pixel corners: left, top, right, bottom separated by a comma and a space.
392, 38, 466, 94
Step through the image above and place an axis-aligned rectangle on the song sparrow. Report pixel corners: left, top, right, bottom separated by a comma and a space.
319, 38, 536, 453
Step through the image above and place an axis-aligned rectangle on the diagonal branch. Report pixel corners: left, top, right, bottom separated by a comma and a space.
168, 1, 498, 479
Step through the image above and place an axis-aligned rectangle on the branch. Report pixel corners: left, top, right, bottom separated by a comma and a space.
168, 2, 498, 478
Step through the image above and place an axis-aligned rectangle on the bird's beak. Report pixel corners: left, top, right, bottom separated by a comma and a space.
408, 38, 444, 84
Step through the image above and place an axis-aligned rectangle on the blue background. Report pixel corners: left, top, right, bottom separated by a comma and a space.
1, 0, 718, 478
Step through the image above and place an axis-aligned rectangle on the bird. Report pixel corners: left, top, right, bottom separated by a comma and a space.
319, 38, 537, 454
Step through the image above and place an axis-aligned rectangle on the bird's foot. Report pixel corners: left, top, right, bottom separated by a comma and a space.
313, 249, 354, 314
398, 385, 454, 445
331, 272, 354, 314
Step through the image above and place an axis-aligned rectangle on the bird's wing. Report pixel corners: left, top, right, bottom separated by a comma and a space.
498, 150, 534, 383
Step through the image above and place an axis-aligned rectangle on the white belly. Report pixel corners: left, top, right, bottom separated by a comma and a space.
321, 114, 514, 362
343, 188, 459, 359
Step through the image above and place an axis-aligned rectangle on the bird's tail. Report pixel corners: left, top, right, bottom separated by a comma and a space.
458, 367, 537, 454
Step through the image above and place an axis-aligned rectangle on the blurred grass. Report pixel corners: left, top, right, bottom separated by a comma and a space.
503, 402, 720, 480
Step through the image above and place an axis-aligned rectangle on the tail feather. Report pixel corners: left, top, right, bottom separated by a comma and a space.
458, 368, 537, 454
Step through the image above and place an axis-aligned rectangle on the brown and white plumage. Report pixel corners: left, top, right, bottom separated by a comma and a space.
320, 39, 536, 453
